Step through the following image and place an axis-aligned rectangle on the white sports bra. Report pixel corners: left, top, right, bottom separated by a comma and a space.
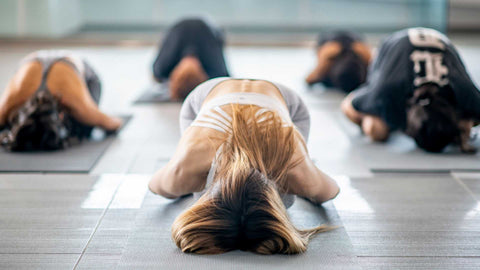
191, 92, 292, 133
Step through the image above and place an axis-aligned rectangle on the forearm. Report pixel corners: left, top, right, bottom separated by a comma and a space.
341, 93, 364, 125
92, 110, 121, 131
287, 159, 339, 204
68, 98, 121, 131
149, 160, 207, 199
0, 99, 7, 125
304, 167, 340, 204
149, 166, 182, 199
149, 128, 220, 199
306, 65, 326, 85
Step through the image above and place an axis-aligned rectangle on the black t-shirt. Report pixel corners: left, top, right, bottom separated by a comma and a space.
351, 27, 480, 130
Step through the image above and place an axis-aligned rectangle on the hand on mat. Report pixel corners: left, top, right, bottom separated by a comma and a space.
104, 116, 123, 132
314, 183, 341, 204
305, 186, 340, 207
459, 119, 477, 154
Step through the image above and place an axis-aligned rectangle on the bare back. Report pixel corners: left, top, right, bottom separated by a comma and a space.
0, 55, 121, 131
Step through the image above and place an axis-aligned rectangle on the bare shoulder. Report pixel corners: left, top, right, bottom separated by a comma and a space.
0, 61, 43, 124
13, 61, 43, 94
149, 126, 225, 197
173, 126, 225, 171
180, 126, 225, 152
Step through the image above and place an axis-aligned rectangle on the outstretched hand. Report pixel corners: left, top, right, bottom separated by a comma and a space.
104, 116, 123, 132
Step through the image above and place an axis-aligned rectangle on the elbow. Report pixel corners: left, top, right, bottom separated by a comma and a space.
148, 180, 178, 199
149, 164, 185, 199
155, 162, 198, 198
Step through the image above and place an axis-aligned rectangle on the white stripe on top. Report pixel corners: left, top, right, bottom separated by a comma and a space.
190, 92, 291, 133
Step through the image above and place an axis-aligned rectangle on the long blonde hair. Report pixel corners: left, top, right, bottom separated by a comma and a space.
172, 104, 330, 254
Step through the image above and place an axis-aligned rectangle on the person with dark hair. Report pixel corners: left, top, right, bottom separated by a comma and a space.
306, 31, 372, 93
152, 18, 230, 101
149, 77, 339, 254
341, 27, 480, 153
0, 50, 122, 151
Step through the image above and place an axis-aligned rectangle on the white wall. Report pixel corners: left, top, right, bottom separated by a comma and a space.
0, 0, 454, 38
0, 0, 82, 37
449, 0, 480, 31
79, 0, 446, 31
0, 0, 18, 36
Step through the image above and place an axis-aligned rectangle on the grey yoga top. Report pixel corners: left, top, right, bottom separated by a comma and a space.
21, 50, 101, 103
182, 77, 311, 209
180, 77, 311, 141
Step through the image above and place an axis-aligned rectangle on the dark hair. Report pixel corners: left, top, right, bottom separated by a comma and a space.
0, 90, 70, 151
329, 50, 367, 93
405, 84, 460, 153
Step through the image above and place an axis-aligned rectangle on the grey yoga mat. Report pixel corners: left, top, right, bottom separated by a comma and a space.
134, 82, 179, 104
117, 193, 360, 270
0, 115, 132, 173
335, 111, 480, 173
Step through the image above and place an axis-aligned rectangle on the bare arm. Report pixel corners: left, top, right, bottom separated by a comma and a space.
306, 41, 342, 85
341, 92, 364, 126
148, 127, 222, 198
286, 139, 339, 204
47, 62, 122, 131
0, 62, 43, 125
352, 41, 373, 64
66, 96, 123, 131
341, 92, 389, 141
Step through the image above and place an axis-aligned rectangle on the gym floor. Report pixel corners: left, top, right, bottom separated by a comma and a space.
1, 40, 480, 269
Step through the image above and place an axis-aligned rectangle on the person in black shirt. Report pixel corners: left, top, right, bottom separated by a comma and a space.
152, 18, 229, 100
306, 31, 372, 93
341, 28, 480, 153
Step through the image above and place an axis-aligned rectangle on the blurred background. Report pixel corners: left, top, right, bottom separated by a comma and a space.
3, 3, 480, 270
1, 0, 476, 46
1, 0, 480, 111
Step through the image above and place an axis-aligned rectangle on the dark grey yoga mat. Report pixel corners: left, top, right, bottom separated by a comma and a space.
0, 116, 132, 173
117, 192, 360, 270
335, 111, 480, 173
134, 82, 179, 104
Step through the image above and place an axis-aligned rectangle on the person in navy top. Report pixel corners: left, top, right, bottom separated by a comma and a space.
341, 28, 480, 153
